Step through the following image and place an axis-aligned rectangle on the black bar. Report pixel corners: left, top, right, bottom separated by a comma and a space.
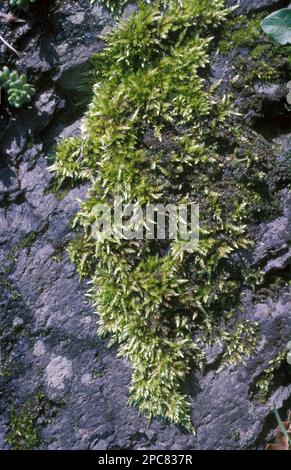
0, 450, 290, 466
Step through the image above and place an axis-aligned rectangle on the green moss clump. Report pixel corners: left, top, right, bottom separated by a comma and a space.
237, 58, 279, 84
250, 43, 270, 59
218, 320, 259, 371
250, 352, 287, 402
219, 12, 291, 87
6, 393, 46, 450
219, 14, 264, 53
53, 0, 279, 431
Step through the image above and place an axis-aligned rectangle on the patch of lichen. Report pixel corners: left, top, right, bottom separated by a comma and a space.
53, 0, 281, 431
250, 352, 288, 403
6, 392, 46, 450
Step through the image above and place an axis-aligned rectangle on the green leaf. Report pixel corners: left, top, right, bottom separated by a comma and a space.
261, 8, 291, 45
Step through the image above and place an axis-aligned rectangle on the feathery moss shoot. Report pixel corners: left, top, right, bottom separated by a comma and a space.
54, 0, 280, 431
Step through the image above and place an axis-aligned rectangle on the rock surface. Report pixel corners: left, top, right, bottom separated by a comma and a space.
0, 0, 290, 450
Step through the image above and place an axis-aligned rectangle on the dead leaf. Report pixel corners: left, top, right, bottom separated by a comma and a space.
265, 412, 291, 450
266, 431, 289, 450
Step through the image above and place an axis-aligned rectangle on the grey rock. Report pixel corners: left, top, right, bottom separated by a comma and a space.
0, 167, 22, 205
264, 250, 291, 272
254, 83, 286, 101
24, 48, 52, 75
254, 190, 291, 265
35, 90, 65, 130
227, 0, 285, 14
274, 133, 291, 153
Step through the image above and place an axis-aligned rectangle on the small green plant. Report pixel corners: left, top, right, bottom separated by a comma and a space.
0, 67, 35, 108
10, 0, 38, 12
261, 9, 291, 45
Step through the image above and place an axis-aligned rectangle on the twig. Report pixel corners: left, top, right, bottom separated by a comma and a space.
0, 34, 19, 56
0, 12, 25, 23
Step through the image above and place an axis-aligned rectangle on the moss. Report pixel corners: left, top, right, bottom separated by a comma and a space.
92, 369, 105, 378
7, 231, 38, 262
250, 352, 287, 403
0, 276, 21, 300
0, 350, 14, 377
219, 14, 264, 53
247, 60, 278, 82
19, 231, 38, 250
250, 43, 270, 59
6, 392, 46, 450
219, 11, 291, 87
51, 246, 66, 262
218, 320, 259, 371
53, 0, 283, 431
232, 430, 241, 443
45, 166, 83, 201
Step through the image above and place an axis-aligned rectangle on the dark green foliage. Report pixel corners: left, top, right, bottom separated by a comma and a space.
54, 0, 280, 430
10, 0, 37, 12
0, 67, 35, 108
